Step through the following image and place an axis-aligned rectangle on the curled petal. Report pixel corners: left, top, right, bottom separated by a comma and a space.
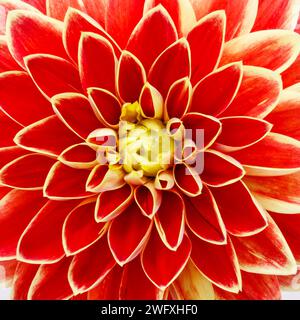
108, 202, 153, 266
154, 170, 174, 190
86, 128, 117, 148
124, 170, 149, 186
139, 83, 163, 119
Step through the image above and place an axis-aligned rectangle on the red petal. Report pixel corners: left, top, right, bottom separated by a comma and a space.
154, 190, 185, 250
231, 215, 297, 275
282, 54, 300, 88
200, 150, 245, 187
190, 232, 241, 293
228, 133, 300, 176
221, 66, 282, 119
190, 63, 243, 116
28, 258, 73, 300
185, 185, 226, 244
14, 115, 81, 157
187, 10, 225, 84
0, 36, 21, 72
106, 0, 145, 48
141, 231, 191, 289
68, 237, 116, 294
139, 83, 164, 119
0, 190, 46, 259
108, 203, 152, 265
211, 181, 268, 236
0, 153, 55, 189
88, 88, 121, 128
23, 0, 46, 12
117, 51, 146, 103
52, 93, 102, 139
17, 199, 79, 263
126, 6, 177, 72
78, 32, 117, 92
46, 0, 84, 20
149, 39, 191, 98
81, 0, 107, 26
220, 30, 300, 73
44, 162, 93, 200
0, 110, 22, 147
0, 146, 29, 169
7, 10, 67, 68
0, 71, 52, 126
63, 199, 106, 255
25, 54, 82, 99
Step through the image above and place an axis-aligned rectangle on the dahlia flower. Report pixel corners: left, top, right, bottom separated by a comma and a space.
0, 0, 300, 301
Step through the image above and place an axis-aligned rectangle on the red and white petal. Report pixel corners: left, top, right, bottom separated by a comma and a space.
44, 162, 93, 200
173, 162, 203, 197
231, 215, 297, 275
200, 150, 245, 187
141, 230, 191, 290
253, 0, 299, 31
190, 232, 241, 293
52, 93, 102, 140
95, 184, 133, 222
108, 202, 152, 266
185, 185, 227, 244
17, 199, 79, 263
0, 146, 29, 169
126, 6, 177, 72
0, 36, 21, 72
282, 54, 300, 88
7, 10, 67, 68
172, 259, 215, 300
88, 88, 121, 128
244, 172, 300, 214
117, 50, 146, 103
81, 0, 107, 26
229, 133, 300, 176
46, 0, 84, 20
68, 237, 116, 294
0, 71, 52, 126
221, 66, 282, 119
211, 181, 268, 237
187, 10, 225, 84
59, 143, 97, 169
154, 190, 185, 250
139, 83, 164, 119
190, 63, 243, 117
63, 199, 107, 256
12, 262, 39, 300
14, 115, 81, 157
220, 30, 300, 73
25, 54, 82, 100
86, 128, 117, 148
182, 112, 222, 149
134, 182, 162, 219
0, 190, 46, 260
78, 32, 117, 93
0, 153, 55, 189
0, 110, 22, 147
216, 116, 273, 152
277, 269, 300, 292
266, 90, 300, 140
28, 258, 73, 300
154, 170, 175, 190
86, 165, 125, 193
149, 39, 191, 98
165, 77, 192, 120
63, 8, 120, 63
23, 0, 46, 12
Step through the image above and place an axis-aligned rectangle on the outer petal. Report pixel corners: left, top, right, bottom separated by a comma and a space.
0, 153, 55, 189
190, 232, 241, 293
229, 133, 300, 176
244, 172, 300, 213
14, 115, 81, 157
187, 11, 225, 84
0, 110, 22, 147
0, 146, 29, 169
108, 203, 153, 265
63, 199, 107, 255
220, 30, 300, 73
46, 0, 84, 20
0, 71, 52, 126
190, 63, 243, 116
23, 0, 46, 12
0, 36, 21, 72
141, 231, 191, 289
7, 10, 67, 68
126, 6, 178, 72
17, 199, 80, 263
0, 190, 46, 260
28, 258, 73, 300
211, 181, 268, 237
231, 215, 297, 275
282, 54, 300, 88
185, 184, 226, 244
68, 237, 116, 294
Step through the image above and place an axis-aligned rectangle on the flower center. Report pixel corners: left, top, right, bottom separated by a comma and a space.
118, 103, 174, 177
